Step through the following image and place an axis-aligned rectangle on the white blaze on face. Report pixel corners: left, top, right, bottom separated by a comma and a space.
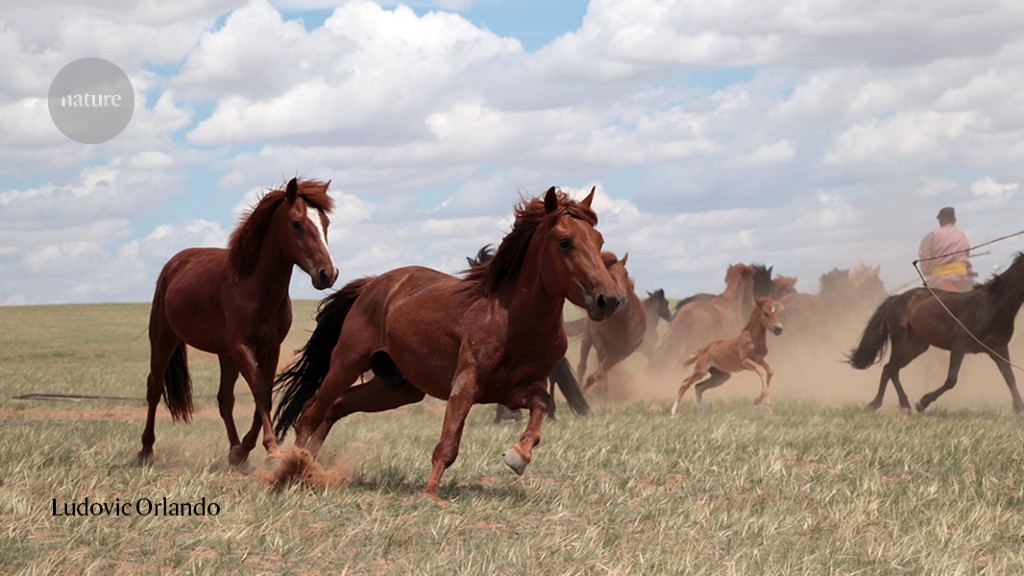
306, 206, 335, 268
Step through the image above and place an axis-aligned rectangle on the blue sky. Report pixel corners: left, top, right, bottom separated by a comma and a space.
1, 0, 1023, 305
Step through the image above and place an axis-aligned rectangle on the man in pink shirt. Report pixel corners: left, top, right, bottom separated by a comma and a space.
918, 206, 973, 291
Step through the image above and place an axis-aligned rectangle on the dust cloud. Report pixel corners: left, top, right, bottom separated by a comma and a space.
565, 293, 1024, 414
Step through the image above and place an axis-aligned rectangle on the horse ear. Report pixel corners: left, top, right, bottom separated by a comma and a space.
621, 252, 629, 266
544, 187, 559, 213
581, 186, 596, 208
285, 177, 299, 203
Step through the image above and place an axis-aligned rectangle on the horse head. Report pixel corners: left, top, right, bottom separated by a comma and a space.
754, 296, 784, 336
277, 178, 338, 290
645, 288, 672, 322
537, 186, 622, 320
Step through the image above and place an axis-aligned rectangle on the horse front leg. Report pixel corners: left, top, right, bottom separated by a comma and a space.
744, 359, 771, 406
233, 346, 281, 462
503, 379, 550, 476
424, 366, 481, 499
988, 346, 1024, 414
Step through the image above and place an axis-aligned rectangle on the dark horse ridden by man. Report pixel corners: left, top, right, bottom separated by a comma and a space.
848, 252, 1024, 415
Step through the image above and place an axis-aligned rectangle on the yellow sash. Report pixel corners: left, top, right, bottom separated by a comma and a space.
930, 262, 968, 277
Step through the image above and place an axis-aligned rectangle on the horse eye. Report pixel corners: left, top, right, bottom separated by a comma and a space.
291, 221, 301, 231
557, 238, 572, 251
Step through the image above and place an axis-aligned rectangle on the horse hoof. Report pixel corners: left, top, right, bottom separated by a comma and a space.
899, 407, 912, 416
670, 402, 679, 416
914, 401, 926, 413
868, 402, 881, 411
502, 449, 529, 476
228, 446, 249, 467
136, 450, 154, 466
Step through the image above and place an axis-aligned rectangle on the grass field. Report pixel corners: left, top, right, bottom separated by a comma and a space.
2, 302, 1024, 575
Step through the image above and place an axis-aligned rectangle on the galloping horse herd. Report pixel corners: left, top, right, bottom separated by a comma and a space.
138, 177, 1024, 498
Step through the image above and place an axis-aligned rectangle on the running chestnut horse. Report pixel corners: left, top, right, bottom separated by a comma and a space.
273, 187, 622, 498
671, 297, 784, 415
848, 252, 1024, 415
138, 178, 338, 466
577, 252, 647, 395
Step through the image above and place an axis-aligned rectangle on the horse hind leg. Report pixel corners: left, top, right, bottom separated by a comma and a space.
672, 365, 707, 416
694, 368, 731, 408
138, 336, 180, 464
214, 355, 248, 466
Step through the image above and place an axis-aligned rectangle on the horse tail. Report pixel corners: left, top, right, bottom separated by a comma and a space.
846, 295, 896, 369
563, 318, 585, 337
163, 343, 194, 423
273, 277, 373, 439
682, 351, 699, 367
549, 356, 589, 416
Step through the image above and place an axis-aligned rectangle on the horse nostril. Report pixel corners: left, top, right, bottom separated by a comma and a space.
318, 269, 331, 285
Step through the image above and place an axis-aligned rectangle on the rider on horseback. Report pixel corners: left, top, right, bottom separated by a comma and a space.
918, 206, 974, 292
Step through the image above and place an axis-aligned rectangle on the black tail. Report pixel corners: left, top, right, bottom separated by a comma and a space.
847, 295, 896, 369
163, 343, 194, 423
549, 357, 589, 416
273, 277, 373, 439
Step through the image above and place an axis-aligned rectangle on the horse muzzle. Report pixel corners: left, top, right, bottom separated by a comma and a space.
771, 324, 783, 336
310, 265, 339, 290
584, 291, 621, 321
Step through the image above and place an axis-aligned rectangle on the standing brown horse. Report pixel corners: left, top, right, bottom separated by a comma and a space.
848, 252, 1024, 415
138, 178, 338, 466
273, 187, 622, 498
672, 297, 783, 414
656, 263, 755, 369
577, 252, 647, 395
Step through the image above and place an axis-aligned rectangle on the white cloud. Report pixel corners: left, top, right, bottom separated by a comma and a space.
728, 139, 795, 168
970, 176, 1018, 198
3, 0, 1024, 305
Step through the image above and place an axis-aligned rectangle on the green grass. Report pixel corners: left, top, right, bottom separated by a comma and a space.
1, 303, 1024, 575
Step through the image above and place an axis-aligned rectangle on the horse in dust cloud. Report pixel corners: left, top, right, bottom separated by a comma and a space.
656, 263, 756, 371
848, 252, 1024, 415
672, 297, 784, 415
577, 252, 647, 396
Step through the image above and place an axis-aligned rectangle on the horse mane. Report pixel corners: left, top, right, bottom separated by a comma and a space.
228, 178, 334, 280
463, 189, 597, 296
751, 263, 774, 297
980, 251, 1024, 294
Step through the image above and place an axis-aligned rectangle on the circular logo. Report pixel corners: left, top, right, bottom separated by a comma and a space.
48, 58, 134, 144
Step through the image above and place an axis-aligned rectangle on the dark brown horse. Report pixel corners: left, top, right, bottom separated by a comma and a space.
138, 178, 338, 465
848, 252, 1024, 415
672, 297, 783, 414
274, 188, 622, 498
639, 288, 672, 360
656, 263, 756, 369
467, 244, 590, 423
577, 252, 647, 396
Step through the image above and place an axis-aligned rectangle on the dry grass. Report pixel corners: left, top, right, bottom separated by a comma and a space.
1, 302, 1024, 575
